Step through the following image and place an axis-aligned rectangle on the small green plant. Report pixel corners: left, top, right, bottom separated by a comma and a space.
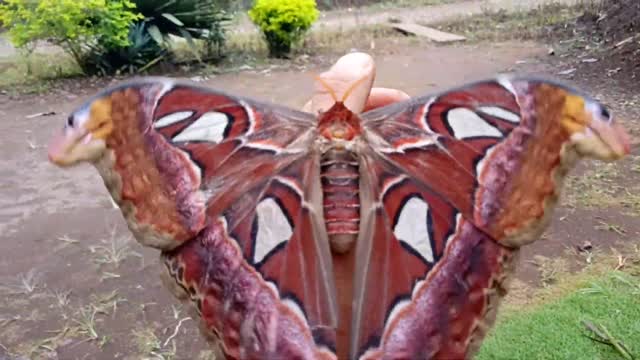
132, 0, 232, 60
84, 22, 167, 75
248, 0, 319, 57
0, 0, 142, 74
88, 228, 141, 268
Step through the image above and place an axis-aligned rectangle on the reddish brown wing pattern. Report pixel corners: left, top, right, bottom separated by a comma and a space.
362, 80, 522, 223
222, 156, 337, 341
353, 79, 523, 358
162, 160, 337, 359
352, 155, 460, 359
54, 75, 625, 360
151, 83, 312, 182
147, 81, 338, 359
354, 210, 514, 359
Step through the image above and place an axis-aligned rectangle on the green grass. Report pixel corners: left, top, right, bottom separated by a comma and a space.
0, 22, 396, 93
563, 156, 640, 216
361, 0, 463, 10
432, 1, 600, 42
171, 23, 396, 75
478, 270, 640, 359
0, 50, 81, 94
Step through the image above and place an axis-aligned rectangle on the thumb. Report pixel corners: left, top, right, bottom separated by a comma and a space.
303, 52, 375, 114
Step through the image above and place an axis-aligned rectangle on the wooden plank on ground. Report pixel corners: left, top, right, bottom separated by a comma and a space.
391, 23, 466, 43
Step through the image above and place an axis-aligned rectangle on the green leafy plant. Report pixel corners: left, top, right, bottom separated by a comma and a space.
248, 0, 319, 57
84, 22, 167, 75
0, 0, 142, 73
132, 0, 232, 59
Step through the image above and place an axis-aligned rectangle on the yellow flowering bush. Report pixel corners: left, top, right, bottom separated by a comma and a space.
248, 0, 319, 57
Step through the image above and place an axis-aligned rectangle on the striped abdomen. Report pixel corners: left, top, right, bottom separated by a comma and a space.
321, 148, 360, 252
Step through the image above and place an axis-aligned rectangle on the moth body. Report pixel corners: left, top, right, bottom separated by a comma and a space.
47, 76, 631, 360
320, 146, 361, 253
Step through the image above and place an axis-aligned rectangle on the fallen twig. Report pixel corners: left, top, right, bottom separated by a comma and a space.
615, 255, 627, 271
614, 34, 640, 48
25, 111, 56, 119
163, 317, 191, 347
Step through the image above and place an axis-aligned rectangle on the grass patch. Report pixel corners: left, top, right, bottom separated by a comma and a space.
89, 228, 141, 269
0, 23, 397, 93
169, 23, 398, 78
564, 163, 620, 208
206, 24, 394, 67
479, 241, 640, 359
478, 272, 640, 359
302, 23, 396, 55
0, 51, 81, 94
362, 0, 464, 10
432, 1, 598, 42
563, 156, 640, 216
132, 327, 177, 360
529, 255, 569, 287
0, 269, 43, 296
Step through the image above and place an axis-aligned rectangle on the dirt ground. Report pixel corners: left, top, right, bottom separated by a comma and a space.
1, 21, 639, 360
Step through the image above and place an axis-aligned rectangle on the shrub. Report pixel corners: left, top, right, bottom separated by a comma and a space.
0, 0, 142, 73
0, 0, 234, 75
83, 22, 167, 75
248, 0, 319, 57
132, 0, 232, 59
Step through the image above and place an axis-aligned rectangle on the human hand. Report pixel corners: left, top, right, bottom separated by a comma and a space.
303, 52, 410, 114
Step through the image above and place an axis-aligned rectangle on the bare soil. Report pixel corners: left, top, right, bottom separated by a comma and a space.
0, 31, 638, 360
543, 0, 640, 88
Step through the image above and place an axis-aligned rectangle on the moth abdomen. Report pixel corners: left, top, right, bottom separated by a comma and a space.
320, 148, 360, 253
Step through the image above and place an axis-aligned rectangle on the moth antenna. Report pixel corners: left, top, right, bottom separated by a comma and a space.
314, 75, 339, 103
341, 75, 369, 103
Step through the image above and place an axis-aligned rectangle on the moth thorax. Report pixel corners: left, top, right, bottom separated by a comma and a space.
317, 102, 363, 141
320, 148, 361, 253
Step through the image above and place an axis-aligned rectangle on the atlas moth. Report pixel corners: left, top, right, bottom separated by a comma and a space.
48, 70, 630, 359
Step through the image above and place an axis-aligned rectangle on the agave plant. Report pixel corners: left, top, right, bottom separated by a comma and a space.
82, 22, 167, 75
132, 0, 233, 55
